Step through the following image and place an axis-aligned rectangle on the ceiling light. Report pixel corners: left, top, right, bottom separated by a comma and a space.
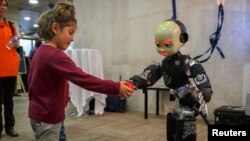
33, 24, 38, 28
24, 16, 31, 21
29, 0, 39, 4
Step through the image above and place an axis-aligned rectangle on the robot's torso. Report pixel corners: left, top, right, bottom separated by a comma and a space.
162, 52, 190, 89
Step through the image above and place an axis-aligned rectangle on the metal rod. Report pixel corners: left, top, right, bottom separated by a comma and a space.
171, 0, 177, 19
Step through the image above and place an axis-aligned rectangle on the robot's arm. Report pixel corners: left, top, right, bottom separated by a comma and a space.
188, 60, 213, 103
130, 64, 162, 89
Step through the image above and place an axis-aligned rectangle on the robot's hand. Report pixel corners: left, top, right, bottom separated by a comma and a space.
177, 86, 200, 109
202, 92, 212, 103
129, 75, 149, 89
201, 88, 213, 103
130, 64, 162, 89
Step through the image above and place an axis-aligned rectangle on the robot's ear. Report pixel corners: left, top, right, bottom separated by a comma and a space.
180, 32, 188, 43
173, 20, 189, 43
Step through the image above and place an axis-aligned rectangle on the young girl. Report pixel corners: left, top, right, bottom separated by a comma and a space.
28, 2, 133, 140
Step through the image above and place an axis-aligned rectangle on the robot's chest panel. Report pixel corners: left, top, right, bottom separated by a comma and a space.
162, 56, 189, 89
174, 60, 181, 66
162, 58, 185, 75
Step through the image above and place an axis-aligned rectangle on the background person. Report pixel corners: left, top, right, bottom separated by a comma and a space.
29, 37, 42, 62
0, 0, 19, 138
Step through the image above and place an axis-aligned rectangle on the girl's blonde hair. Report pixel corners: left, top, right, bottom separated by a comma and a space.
37, 2, 76, 39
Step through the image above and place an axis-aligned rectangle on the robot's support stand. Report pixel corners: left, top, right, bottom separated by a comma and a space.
167, 98, 197, 141
166, 84, 210, 141
167, 112, 196, 141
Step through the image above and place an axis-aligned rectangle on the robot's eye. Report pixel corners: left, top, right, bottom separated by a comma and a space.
165, 43, 171, 48
156, 44, 160, 47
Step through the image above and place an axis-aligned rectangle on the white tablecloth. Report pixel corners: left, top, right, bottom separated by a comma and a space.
65, 49, 107, 116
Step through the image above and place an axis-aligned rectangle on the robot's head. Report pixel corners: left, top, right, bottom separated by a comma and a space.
154, 20, 188, 57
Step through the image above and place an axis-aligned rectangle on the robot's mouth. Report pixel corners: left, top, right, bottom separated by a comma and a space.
160, 52, 169, 57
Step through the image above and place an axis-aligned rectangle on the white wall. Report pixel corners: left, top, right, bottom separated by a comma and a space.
6, 6, 19, 31
73, 0, 250, 120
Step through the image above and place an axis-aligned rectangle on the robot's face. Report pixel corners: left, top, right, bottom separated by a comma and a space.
155, 20, 187, 57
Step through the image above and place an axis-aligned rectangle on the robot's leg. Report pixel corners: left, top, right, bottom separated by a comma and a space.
167, 113, 197, 141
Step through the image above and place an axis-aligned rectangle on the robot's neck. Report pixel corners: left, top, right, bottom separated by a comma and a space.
167, 52, 182, 59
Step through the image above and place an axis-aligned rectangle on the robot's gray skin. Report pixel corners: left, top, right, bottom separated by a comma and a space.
130, 20, 212, 141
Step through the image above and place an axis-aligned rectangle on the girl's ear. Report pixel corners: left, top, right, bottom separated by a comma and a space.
51, 22, 59, 34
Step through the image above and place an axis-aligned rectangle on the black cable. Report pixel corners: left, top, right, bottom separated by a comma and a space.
194, 4, 225, 63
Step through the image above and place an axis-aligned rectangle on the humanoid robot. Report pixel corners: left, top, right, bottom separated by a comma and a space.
129, 19, 213, 141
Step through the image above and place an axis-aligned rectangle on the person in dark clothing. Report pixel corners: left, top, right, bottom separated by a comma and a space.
21, 51, 29, 93
15, 47, 30, 94
29, 37, 42, 62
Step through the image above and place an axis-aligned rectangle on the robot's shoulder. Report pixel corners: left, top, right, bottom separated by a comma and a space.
188, 58, 200, 67
182, 54, 191, 61
177, 54, 192, 67
182, 54, 191, 59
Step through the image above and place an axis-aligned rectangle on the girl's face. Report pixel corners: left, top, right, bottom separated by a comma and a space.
52, 21, 77, 50
0, 0, 8, 19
